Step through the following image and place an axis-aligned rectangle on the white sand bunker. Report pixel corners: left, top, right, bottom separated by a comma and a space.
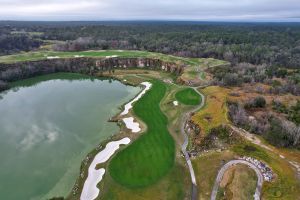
74, 55, 84, 58
80, 137, 131, 200
123, 117, 141, 133
47, 56, 60, 59
105, 55, 118, 58
121, 82, 152, 116
173, 101, 179, 106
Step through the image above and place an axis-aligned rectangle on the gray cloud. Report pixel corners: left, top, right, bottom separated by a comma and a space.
0, 0, 299, 21
19, 123, 59, 151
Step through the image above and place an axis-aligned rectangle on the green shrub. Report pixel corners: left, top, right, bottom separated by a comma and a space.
265, 118, 294, 147
253, 96, 266, 108
288, 100, 300, 125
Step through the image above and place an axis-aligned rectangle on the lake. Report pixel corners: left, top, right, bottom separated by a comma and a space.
0, 73, 141, 200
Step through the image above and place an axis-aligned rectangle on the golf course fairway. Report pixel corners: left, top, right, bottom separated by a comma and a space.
109, 80, 175, 187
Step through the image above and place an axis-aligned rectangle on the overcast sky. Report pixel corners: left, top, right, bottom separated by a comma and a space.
0, 0, 299, 21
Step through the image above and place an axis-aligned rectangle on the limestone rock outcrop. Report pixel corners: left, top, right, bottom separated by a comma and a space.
0, 80, 8, 92
0, 57, 184, 83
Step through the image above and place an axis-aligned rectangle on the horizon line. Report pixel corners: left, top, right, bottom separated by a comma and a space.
1, 19, 300, 23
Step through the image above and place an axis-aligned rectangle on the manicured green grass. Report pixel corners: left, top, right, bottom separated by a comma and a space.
0, 50, 187, 64
175, 88, 201, 105
0, 50, 150, 63
101, 164, 187, 200
109, 80, 175, 187
0, 50, 228, 68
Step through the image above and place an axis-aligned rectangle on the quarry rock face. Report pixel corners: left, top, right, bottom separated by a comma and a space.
95, 57, 183, 74
0, 80, 8, 92
0, 58, 94, 82
0, 57, 184, 82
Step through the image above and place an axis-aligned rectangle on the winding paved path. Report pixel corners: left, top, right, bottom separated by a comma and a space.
181, 87, 205, 200
210, 160, 264, 200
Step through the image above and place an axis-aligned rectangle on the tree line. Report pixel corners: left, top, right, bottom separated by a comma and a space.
228, 100, 300, 148
0, 27, 42, 55
1, 21, 300, 68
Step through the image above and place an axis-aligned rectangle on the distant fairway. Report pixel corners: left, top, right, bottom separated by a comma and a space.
175, 88, 201, 105
109, 80, 175, 187
0, 50, 228, 69
0, 50, 149, 63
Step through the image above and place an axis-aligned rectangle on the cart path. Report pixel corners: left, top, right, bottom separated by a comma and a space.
181, 87, 205, 200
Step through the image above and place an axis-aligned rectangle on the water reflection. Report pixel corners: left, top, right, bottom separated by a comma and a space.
0, 73, 141, 200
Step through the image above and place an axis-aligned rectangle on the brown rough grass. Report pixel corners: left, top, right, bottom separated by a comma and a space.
219, 165, 257, 200
228, 83, 300, 107
191, 86, 230, 135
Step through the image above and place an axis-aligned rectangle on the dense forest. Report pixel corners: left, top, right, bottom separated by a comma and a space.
0, 25, 42, 55
0, 21, 300, 68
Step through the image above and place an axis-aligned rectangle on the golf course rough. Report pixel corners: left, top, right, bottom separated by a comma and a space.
109, 80, 175, 187
175, 88, 201, 105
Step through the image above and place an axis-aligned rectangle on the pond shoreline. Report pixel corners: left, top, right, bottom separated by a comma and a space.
79, 81, 152, 200
80, 138, 131, 200
1, 73, 145, 198
60, 79, 151, 200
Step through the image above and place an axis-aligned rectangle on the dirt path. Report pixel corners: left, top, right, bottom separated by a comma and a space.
229, 125, 272, 151
210, 160, 263, 200
181, 87, 205, 200
230, 125, 300, 178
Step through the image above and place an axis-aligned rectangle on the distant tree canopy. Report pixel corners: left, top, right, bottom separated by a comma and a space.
0, 30, 42, 55
0, 21, 300, 68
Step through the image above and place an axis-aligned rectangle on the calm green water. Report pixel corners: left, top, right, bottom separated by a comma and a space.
0, 73, 141, 200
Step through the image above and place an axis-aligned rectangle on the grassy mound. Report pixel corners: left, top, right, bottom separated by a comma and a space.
109, 80, 175, 187
175, 88, 201, 105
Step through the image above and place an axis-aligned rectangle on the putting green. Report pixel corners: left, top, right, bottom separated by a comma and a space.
175, 88, 201, 105
109, 80, 175, 187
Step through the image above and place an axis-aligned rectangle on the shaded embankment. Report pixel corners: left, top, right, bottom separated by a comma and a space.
109, 80, 175, 187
